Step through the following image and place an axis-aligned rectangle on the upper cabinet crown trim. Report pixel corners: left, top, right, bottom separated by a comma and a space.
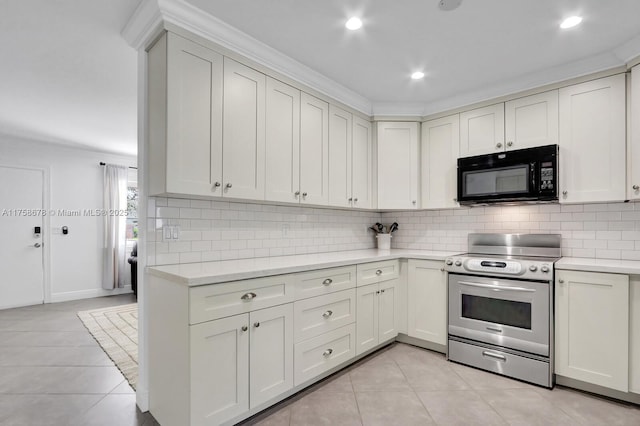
123, 0, 372, 116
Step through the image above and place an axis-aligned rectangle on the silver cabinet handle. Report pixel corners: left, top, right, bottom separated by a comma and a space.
213, 182, 221, 188
507, 141, 513, 147
375, 270, 382, 275
412, 200, 416, 205
381, 289, 385, 293
348, 197, 353, 202
241, 326, 248, 332
226, 183, 232, 189
241, 292, 257, 301
482, 351, 506, 361
322, 278, 333, 286
295, 191, 300, 196
322, 310, 333, 318
302, 192, 308, 197
376, 290, 380, 294
322, 348, 333, 357
33, 243, 41, 248
459, 281, 535, 292
558, 279, 564, 284
496, 142, 503, 149
254, 322, 260, 328
562, 191, 567, 196
353, 198, 358, 202
633, 185, 639, 190
440, 267, 445, 272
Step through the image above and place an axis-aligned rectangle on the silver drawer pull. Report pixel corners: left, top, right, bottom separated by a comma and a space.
322, 310, 333, 318
254, 322, 260, 328
482, 351, 507, 362
241, 292, 257, 301
459, 281, 535, 293
322, 348, 333, 357
241, 326, 248, 332
375, 270, 382, 275
322, 278, 333, 286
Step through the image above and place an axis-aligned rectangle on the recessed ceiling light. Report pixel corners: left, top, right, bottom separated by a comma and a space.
560, 16, 582, 29
438, 0, 463, 12
345, 17, 363, 30
411, 71, 425, 80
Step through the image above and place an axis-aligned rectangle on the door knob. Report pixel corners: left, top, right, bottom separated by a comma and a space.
507, 141, 513, 147
213, 182, 221, 188
633, 185, 639, 191
496, 142, 503, 149
295, 191, 300, 197
225, 183, 232, 189
302, 192, 308, 197
33, 243, 41, 248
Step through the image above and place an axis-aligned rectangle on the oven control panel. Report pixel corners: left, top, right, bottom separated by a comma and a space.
445, 256, 554, 280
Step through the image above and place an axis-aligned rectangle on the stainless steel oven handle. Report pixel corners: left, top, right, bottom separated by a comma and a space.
458, 281, 536, 292
482, 351, 507, 361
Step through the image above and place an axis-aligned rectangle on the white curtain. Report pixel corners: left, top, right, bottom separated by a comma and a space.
102, 164, 128, 290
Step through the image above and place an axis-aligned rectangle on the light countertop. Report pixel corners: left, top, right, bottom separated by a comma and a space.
555, 257, 640, 275
146, 249, 459, 286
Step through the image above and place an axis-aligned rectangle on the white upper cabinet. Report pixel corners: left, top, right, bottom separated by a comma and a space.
148, 32, 224, 197
459, 103, 505, 157
377, 122, 420, 209
351, 117, 373, 209
559, 74, 626, 203
300, 93, 329, 205
505, 90, 559, 150
265, 78, 301, 203
223, 58, 266, 200
421, 114, 460, 209
328, 105, 353, 208
630, 65, 640, 200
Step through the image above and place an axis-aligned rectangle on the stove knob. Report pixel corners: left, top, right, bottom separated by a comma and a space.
529, 265, 538, 272
541, 265, 550, 273
454, 260, 462, 267
445, 259, 453, 266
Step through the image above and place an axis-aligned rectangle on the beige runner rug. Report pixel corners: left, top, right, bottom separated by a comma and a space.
78, 303, 138, 390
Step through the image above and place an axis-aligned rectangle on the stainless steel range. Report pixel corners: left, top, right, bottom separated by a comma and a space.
445, 233, 561, 388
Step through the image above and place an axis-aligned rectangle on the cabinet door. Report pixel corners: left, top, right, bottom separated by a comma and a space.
559, 74, 626, 203
223, 58, 266, 200
630, 277, 640, 394
421, 114, 460, 209
377, 122, 420, 209
300, 93, 329, 205
378, 279, 398, 343
351, 117, 372, 209
165, 34, 223, 197
249, 304, 293, 409
407, 260, 447, 347
328, 105, 353, 207
555, 270, 629, 392
265, 78, 300, 203
356, 284, 379, 355
630, 65, 640, 200
505, 90, 558, 151
190, 314, 249, 425
459, 103, 505, 156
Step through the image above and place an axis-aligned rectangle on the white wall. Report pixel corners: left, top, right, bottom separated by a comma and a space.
0, 134, 137, 302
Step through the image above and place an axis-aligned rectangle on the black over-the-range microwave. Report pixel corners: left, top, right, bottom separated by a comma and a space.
457, 144, 558, 205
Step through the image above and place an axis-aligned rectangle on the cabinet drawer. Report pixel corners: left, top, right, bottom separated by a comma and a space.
294, 323, 356, 386
294, 266, 356, 300
357, 260, 399, 286
294, 289, 356, 343
189, 275, 294, 324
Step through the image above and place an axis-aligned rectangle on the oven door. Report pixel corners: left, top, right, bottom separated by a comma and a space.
448, 273, 550, 356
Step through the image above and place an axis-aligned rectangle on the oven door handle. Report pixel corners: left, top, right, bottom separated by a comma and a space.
458, 281, 536, 292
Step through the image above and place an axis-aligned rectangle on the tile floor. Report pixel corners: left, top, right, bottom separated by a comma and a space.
0, 294, 157, 426
244, 343, 640, 426
3, 297, 640, 426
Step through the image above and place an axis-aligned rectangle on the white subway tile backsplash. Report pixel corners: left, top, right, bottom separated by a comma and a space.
147, 196, 640, 266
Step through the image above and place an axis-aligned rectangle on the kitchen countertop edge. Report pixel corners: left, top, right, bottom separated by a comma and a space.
146, 249, 460, 286
555, 257, 640, 275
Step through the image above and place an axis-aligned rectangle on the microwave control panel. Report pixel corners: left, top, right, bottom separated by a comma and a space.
540, 161, 555, 192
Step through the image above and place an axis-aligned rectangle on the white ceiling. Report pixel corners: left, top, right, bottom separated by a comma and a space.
3, 0, 640, 155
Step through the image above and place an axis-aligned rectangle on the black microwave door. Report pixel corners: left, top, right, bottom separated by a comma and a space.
457, 150, 535, 203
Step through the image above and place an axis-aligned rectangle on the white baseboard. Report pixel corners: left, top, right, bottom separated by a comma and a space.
50, 286, 133, 303
136, 387, 149, 412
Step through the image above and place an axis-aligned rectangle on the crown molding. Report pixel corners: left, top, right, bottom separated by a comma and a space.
421, 51, 625, 116
122, 0, 372, 115
371, 102, 425, 117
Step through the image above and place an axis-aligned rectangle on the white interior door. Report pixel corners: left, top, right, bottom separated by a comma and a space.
0, 166, 45, 309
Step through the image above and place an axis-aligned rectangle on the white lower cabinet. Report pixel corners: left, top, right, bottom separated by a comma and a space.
406, 260, 447, 347
630, 276, 640, 394
190, 304, 293, 425
555, 270, 629, 392
356, 279, 398, 355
